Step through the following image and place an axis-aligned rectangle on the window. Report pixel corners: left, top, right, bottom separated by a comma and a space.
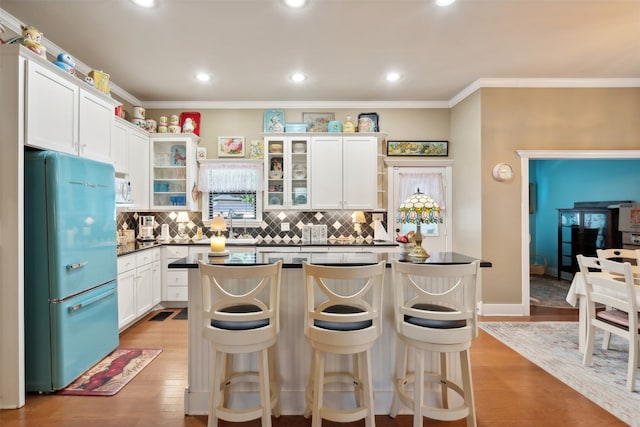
199, 161, 263, 227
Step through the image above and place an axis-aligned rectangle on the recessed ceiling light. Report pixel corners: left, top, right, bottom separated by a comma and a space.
195, 72, 211, 82
131, 0, 156, 8
435, 0, 456, 6
283, 0, 309, 8
385, 72, 401, 82
290, 73, 307, 82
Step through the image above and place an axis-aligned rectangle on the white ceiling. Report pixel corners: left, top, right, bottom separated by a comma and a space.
2, 0, 640, 106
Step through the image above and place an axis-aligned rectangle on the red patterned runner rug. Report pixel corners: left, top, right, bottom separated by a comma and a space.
57, 348, 162, 396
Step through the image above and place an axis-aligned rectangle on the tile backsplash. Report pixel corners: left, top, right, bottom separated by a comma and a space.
117, 210, 388, 243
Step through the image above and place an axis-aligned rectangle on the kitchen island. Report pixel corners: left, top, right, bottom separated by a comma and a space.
170, 251, 489, 416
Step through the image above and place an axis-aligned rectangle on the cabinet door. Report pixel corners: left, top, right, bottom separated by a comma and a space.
25, 60, 78, 155
129, 130, 150, 210
342, 136, 377, 210
111, 120, 129, 174
117, 269, 136, 329
150, 135, 199, 211
135, 263, 153, 317
152, 260, 162, 306
78, 89, 113, 163
264, 137, 287, 209
310, 136, 343, 209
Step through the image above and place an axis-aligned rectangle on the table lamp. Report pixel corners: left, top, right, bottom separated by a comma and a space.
397, 188, 442, 261
176, 212, 190, 242
209, 214, 229, 256
352, 211, 366, 243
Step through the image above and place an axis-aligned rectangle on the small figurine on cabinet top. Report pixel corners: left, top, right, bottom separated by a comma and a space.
20, 25, 47, 59
53, 53, 76, 76
83, 76, 95, 87
182, 117, 195, 133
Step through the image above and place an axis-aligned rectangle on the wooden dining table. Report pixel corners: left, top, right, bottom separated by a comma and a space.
565, 265, 640, 353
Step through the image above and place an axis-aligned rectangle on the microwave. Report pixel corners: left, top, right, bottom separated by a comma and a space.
115, 177, 132, 205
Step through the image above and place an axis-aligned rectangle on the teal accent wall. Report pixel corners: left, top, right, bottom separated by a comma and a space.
530, 159, 640, 273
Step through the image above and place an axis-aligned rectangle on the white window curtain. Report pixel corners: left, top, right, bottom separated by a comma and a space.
198, 162, 263, 192
398, 172, 445, 209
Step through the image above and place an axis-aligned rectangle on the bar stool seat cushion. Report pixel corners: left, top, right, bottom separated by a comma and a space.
211, 304, 269, 330
405, 303, 467, 329
314, 304, 372, 331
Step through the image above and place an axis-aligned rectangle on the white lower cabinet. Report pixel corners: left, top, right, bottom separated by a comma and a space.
163, 246, 189, 305
117, 247, 161, 331
152, 259, 162, 306
117, 254, 137, 330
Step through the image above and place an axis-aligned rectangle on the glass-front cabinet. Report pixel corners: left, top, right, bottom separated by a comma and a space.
150, 133, 200, 211
556, 205, 621, 279
264, 136, 310, 210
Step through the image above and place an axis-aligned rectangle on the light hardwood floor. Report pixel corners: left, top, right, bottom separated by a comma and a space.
0, 307, 625, 427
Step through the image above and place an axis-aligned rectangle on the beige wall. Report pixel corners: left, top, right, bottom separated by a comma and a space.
145, 108, 451, 160
479, 87, 640, 304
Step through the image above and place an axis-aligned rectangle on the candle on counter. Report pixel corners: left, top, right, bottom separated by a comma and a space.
210, 235, 225, 253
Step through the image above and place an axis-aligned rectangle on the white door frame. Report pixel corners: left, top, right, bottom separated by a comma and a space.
517, 150, 640, 316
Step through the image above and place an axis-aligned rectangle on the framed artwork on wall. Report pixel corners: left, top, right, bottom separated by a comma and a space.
263, 110, 285, 133
357, 112, 379, 132
386, 140, 449, 157
302, 112, 335, 132
218, 136, 245, 157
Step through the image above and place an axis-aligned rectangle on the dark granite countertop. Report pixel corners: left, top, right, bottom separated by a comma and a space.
169, 252, 492, 269
118, 239, 398, 257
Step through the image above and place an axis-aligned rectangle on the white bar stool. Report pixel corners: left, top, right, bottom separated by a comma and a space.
389, 259, 480, 427
199, 260, 282, 427
302, 261, 386, 427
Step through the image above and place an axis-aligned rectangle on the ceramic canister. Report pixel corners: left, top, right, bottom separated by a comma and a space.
130, 117, 146, 128
158, 125, 168, 133
145, 119, 157, 133
158, 116, 168, 125
132, 106, 145, 119
170, 115, 179, 125
168, 125, 181, 134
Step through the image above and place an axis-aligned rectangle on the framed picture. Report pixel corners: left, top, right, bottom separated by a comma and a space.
302, 112, 335, 132
357, 112, 379, 132
196, 147, 207, 161
263, 110, 285, 133
386, 140, 449, 157
218, 136, 245, 157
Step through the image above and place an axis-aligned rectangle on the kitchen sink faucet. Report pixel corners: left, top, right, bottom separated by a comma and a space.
227, 209, 238, 239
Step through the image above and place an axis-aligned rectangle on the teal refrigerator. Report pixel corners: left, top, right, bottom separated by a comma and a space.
24, 151, 119, 392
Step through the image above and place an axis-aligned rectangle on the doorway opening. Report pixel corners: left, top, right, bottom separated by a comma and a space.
518, 150, 640, 316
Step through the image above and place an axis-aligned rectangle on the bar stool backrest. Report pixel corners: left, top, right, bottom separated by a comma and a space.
303, 261, 386, 352
199, 260, 282, 352
392, 260, 480, 346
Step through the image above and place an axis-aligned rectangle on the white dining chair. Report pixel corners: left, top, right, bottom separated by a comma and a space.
389, 259, 481, 427
199, 260, 283, 427
597, 248, 639, 265
577, 255, 639, 392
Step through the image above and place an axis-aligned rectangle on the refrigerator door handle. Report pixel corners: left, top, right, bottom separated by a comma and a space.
66, 261, 88, 271
68, 287, 116, 313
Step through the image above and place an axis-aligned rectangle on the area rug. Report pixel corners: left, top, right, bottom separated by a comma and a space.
57, 348, 162, 396
529, 276, 573, 308
479, 322, 640, 425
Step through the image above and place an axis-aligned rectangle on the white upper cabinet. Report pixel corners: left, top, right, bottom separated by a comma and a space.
264, 136, 311, 210
78, 88, 113, 163
129, 129, 150, 210
310, 135, 378, 210
111, 119, 130, 174
25, 59, 78, 155
149, 133, 200, 211
24, 50, 118, 163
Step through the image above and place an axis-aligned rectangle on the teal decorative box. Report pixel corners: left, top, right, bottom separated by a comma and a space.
328, 120, 342, 132
285, 122, 307, 133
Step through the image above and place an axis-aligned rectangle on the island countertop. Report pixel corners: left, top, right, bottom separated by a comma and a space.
169, 251, 492, 268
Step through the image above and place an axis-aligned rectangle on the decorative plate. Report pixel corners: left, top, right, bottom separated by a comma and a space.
170, 145, 187, 166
